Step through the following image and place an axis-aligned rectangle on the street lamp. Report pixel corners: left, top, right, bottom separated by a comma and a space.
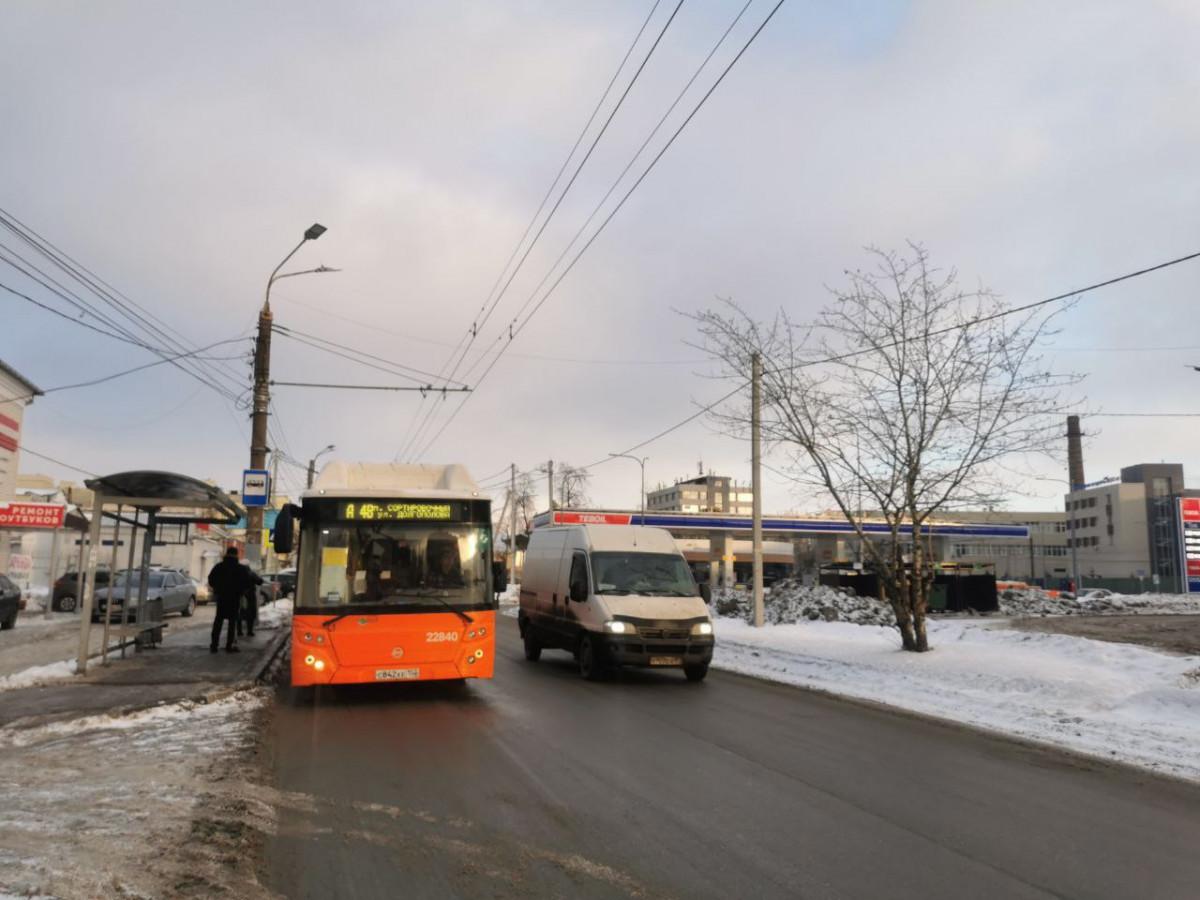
609, 453, 648, 523
307, 444, 336, 489
247, 223, 331, 567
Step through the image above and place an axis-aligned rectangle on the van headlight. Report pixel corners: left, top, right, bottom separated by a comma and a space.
603, 620, 635, 635
691, 621, 714, 637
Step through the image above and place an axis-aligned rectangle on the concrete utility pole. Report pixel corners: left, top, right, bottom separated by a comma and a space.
547, 460, 554, 512
307, 444, 336, 489
248, 223, 328, 567
751, 352, 764, 628
510, 463, 519, 583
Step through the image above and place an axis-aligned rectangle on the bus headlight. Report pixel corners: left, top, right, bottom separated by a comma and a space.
691, 621, 714, 637
304, 654, 316, 666
473, 649, 484, 660
604, 620, 635, 635
478, 626, 486, 636
313, 659, 326, 672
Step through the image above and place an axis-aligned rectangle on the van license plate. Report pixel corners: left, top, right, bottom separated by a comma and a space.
375, 668, 420, 681
649, 656, 682, 667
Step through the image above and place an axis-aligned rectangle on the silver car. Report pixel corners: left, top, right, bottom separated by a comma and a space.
93, 570, 197, 621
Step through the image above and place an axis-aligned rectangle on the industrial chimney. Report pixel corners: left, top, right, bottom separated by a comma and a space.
1066, 415, 1085, 490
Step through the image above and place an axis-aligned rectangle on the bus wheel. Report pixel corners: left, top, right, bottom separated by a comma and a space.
578, 635, 605, 681
523, 627, 542, 662
684, 664, 709, 683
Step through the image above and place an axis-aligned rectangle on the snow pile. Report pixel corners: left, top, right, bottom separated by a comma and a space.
256, 596, 293, 630
0, 658, 76, 692
999, 588, 1200, 617
713, 580, 894, 627
498, 582, 520, 606
712, 617, 1200, 782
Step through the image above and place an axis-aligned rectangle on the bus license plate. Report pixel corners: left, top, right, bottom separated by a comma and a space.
375, 668, 420, 681
649, 656, 682, 667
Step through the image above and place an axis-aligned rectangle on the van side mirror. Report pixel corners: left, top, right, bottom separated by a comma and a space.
699, 583, 712, 604
569, 580, 588, 602
492, 561, 508, 594
273, 504, 300, 554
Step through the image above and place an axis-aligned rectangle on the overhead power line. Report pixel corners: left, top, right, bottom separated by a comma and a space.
271, 381, 471, 393
412, 0, 790, 460
272, 324, 466, 386
398, 0, 682, 461
0, 336, 249, 404
19, 446, 98, 478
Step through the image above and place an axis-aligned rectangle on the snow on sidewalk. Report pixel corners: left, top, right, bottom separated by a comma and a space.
0, 658, 76, 691
0, 690, 267, 898
712, 617, 1200, 782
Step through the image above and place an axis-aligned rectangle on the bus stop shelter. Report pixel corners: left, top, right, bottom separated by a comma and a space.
75, 470, 241, 675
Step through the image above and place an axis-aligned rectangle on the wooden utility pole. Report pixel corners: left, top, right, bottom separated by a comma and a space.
752, 352, 764, 628
547, 460, 554, 513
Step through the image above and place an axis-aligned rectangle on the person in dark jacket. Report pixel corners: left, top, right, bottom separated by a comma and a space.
207, 546, 255, 652
237, 568, 264, 638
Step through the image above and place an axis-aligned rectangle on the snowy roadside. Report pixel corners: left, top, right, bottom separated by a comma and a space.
0, 658, 77, 691
712, 616, 1200, 782
0, 690, 271, 899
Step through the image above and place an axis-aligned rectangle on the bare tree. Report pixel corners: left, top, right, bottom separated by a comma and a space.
557, 464, 592, 509
692, 244, 1075, 651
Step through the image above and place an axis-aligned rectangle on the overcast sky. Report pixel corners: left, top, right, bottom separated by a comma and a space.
3, 0, 1198, 515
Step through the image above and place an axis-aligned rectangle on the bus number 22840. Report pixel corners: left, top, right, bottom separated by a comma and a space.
426, 632, 460, 643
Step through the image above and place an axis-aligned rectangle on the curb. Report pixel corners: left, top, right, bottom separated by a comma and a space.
247, 626, 290, 686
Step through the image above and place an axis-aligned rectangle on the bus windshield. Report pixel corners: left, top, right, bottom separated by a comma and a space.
299, 521, 492, 611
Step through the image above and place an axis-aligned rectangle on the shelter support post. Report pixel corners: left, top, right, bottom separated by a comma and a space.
76, 493, 105, 675
100, 505, 123, 662
45, 526, 60, 620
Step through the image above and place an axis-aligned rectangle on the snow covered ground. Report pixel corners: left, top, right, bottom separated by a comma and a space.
712, 616, 1200, 782
0, 658, 76, 692
257, 596, 293, 630
0, 690, 268, 899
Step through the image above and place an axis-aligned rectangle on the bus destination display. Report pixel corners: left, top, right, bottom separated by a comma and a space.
338, 502, 453, 522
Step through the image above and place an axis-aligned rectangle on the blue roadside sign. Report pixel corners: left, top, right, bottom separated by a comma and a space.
242, 469, 270, 508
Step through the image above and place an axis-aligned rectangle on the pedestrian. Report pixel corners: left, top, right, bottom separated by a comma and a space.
238, 568, 263, 639
207, 546, 254, 653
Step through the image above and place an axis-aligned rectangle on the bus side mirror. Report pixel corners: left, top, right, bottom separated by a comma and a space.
273, 504, 299, 554
492, 561, 508, 594
699, 583, 712, 604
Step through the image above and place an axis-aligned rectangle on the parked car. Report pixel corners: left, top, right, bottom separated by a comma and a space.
190, 576, 211, 605
0, 574, 22, 629
93, 569, 197, 621
1078, 588, 1114, 603
274, 567, 297, 598
52, 569, 113, 613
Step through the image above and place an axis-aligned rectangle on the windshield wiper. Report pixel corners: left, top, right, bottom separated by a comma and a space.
428, 592, 474, 624
652, 590, 697, 597
597, 589, 632, 595
322, 612, 354, 629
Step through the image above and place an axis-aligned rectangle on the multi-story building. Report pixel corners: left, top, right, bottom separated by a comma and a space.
935, 510, 1070, 583
1062, 464, 1199, 588
647, 473, 754, 515
0, 359, 42, 573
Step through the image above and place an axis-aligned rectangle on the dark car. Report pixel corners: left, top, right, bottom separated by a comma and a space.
274, 568, 296, 598
52, 569, 112, 613
0, 574, 22, 629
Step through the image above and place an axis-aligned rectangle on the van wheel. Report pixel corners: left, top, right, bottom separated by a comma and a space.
684, 664, 709, 683
578, 635, 605, 681
523, 627, 542, 662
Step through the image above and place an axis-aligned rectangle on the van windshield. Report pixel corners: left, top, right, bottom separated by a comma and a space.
590, 552, 697, 596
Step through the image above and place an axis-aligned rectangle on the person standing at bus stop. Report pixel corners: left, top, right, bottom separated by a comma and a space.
208, 546, 254, 653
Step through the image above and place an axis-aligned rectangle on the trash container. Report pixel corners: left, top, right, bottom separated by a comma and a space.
928, 582, 948, 611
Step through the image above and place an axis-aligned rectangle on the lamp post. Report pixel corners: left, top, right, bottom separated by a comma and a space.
247, 223, 329, 567
307, 444, 336, 489
608, 453, 648, 523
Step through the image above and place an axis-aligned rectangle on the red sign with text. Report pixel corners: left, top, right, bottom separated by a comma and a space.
1180, 498, 1200, 591
552, 511, 633, 526
0, 502, 66, 529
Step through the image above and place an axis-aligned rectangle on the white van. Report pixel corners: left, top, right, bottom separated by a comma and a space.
518, 525, 714, 681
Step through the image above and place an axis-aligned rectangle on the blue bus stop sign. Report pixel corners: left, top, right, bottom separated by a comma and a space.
242, 469, 270, 508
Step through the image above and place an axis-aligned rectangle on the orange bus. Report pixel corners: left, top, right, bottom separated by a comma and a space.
272, 462, 505, 687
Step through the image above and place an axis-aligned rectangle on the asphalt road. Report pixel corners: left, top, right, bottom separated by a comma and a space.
262, 615, 1200, 900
